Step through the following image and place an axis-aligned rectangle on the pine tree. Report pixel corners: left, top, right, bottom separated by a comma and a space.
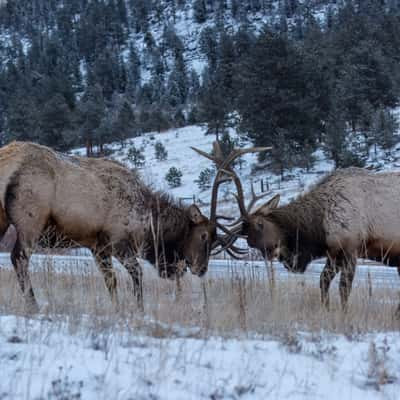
165, 167, 183, 188
371, 108, 399, 154
127, 145, 145, 167
77, 84, 106, 156
195, 167, 215, 191
38, 94, 72, 149
193, 0, 207, 23
199, 69, 228, 141
112, 97, 137, 144
235, 30, 322, 167
155, 141, 168, 161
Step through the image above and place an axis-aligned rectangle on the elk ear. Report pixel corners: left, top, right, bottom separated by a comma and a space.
188, 204, 207, 225
256, 194, 280, 216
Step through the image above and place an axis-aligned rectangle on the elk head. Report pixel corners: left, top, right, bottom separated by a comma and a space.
234, 188, 283, 260
228, 168, 309, 273
181, 203, 217, 277
158, 145, 244, 279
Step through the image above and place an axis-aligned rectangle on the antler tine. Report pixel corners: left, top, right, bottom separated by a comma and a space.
191, 142, 226, 169
217, 146, 271, 220
190, 146, 217, 163
209, 172, 233, 222
217, 222, 238, 236
211, 234, 237, 255
216, 215, 235, 222
246, 181, 273, 213
192, 143, 232, 223
221, 146, 272, 172
211, 233, 248, 257
226, 247, 248, 260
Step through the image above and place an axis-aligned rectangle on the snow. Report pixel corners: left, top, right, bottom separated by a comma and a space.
0, 315, 399, 399
3, 127, 400, 399
72, 125, 278, 207
0, 253, 399, 289
73, 124, 337, 220
72, 119, 400, 222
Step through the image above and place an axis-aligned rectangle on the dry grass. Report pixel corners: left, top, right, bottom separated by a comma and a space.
0, 258, 399, 339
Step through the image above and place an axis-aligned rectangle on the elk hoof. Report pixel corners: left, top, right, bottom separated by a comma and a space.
24, 298, 40, 315
394, 305, 400, 320
137, 301, 144, 314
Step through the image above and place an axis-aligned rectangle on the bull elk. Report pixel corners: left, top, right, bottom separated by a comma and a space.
198, 144, 400, 315
0, 141, 243, 313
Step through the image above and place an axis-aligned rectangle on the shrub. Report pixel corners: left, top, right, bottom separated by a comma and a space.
165, 167, 183, 188
155, 141, 168, 161
126, 145, 145, 168
195, 167, 215, 191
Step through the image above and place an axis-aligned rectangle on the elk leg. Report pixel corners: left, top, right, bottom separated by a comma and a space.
175, 274, 182, 302
339, 254, 356, 312
11, 237, 39, 314
93, 250, 118, 307
396, 266, 400, 319
116, 253, 143, 311
320, 257, 338, 310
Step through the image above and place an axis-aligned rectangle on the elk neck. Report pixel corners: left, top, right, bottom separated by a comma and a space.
267, 193, 327, 258
143, 188, 190, 252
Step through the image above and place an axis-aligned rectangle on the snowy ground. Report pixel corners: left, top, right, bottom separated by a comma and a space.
0, 252, 399, 289
0, 315, 399, 400
0, 253, 400, 399
5, 124, 399, 399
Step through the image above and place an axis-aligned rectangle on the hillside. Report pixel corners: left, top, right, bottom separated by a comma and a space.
1, 0, 400, 181
73, 122, 400, 215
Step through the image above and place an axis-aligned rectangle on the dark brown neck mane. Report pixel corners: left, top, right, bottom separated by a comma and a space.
142, 188, 190, 272
267, 192, 327, 258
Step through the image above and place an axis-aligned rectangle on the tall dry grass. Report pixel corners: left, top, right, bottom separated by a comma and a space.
0, 257, 399, 339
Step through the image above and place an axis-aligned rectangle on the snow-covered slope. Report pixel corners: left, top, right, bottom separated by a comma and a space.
73, 125, 332, 216
128, 1, 338, 80
74, 122, 400, 218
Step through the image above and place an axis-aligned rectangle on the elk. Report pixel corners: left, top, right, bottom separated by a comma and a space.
198, 146, 400, 314
0, 141, 241, 313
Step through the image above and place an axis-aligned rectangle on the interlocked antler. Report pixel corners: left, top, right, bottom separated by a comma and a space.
192, 141, 271, 257
228, 179, 272, 232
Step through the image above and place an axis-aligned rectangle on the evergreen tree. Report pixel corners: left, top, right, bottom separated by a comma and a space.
199, 69, 229, 140
165, 166, 183, 187
193, 0, 207, 23
235, 30, 322, 168
127, 43, 142, 99
38, 93, 72, 149
127, 145, 145, 167
155, 141, 168, 161
370, 108, 399, 154
77, 84, 106, 156
112, 97, 137, 144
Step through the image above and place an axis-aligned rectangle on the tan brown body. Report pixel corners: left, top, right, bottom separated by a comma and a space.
239, 167, 400, 312
0, 141, 219, 312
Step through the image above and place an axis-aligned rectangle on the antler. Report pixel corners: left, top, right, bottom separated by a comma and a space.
191, 142, 271, 220
192, 141, 271, 258
227, 180, 272, 231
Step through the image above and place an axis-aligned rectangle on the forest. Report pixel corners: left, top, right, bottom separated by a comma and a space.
0, 0, 399, 175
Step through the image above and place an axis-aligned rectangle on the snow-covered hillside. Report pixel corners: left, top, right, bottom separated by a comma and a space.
74, 125, 332, 213
127, 1, 337, 80
74, 123, 400, 217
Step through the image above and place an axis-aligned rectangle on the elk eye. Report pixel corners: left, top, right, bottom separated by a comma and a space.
257, 222, 264, 230
201, 233, 208, 241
